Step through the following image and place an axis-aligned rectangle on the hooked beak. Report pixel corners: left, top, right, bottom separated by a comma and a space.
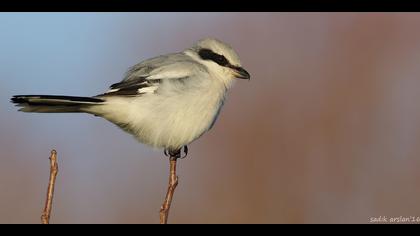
229, 65, 250, 80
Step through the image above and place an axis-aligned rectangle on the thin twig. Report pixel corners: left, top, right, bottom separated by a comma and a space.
41, 150, 59, 224
159, 156, 179, 224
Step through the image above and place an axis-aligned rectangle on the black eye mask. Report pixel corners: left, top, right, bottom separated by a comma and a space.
198, 49, 230, 67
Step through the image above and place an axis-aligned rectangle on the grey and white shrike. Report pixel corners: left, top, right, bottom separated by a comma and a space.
11, 38, 250, 157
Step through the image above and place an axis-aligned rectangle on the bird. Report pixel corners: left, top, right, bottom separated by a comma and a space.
11, 38, 250, 158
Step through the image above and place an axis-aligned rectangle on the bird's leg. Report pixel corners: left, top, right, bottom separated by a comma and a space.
163, 145, 188, 159
160, 148, 181, 224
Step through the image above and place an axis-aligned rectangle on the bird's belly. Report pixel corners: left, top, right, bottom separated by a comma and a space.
137, 102, 221, 150
105, 93, 223, 151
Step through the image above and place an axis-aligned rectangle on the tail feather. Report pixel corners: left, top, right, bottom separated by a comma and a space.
11, 95, 104, 113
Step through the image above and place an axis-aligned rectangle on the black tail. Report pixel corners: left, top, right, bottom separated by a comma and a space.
11, 95, 104, 113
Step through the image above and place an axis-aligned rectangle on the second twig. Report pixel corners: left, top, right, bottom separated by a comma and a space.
41, 149, 59, 224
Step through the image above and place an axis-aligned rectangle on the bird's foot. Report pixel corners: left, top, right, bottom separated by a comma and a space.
164, 146, 188, 160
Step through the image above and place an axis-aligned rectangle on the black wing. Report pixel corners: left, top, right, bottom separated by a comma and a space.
100, 77, 161, 96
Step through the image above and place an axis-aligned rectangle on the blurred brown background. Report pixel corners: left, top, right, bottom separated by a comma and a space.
1, 13, 420, 223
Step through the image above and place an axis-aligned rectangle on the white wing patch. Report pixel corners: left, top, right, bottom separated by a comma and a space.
106, 88, 120, 93
138, 86, 158, 94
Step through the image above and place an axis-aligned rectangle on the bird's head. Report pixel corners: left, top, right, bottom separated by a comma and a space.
187, 38, 250, 84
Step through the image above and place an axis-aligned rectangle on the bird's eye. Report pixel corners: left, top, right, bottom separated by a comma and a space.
198, 49, 229, 67
215, 55, 229, 66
